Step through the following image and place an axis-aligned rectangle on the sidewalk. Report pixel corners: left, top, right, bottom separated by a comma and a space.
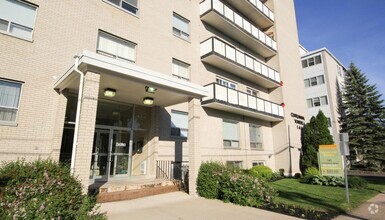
333, 192, 385, 220
100, 192, 300, 220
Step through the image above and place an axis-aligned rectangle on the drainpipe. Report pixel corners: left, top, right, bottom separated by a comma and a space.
70, 55, 85, 175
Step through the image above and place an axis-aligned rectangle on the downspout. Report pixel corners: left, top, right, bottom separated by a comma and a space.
70, 55, 85, 175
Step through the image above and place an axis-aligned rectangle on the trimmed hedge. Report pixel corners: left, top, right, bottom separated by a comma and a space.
249, 165, 273, 180
196, 161, 224, 199
0, 159, 106, 220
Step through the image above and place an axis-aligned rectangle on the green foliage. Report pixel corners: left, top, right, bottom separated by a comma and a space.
279, 168, 285, 177
304, 167, 320, 176
300, 111, 334, 173
294, 173, 302, 179
197, 162, 277, 206
219, 168, 276, 207
338, 63, 385, 169
348, 176, 368, 189
196, 161, 224, 199
0, 159, 106, 220
249, 165, 273, 180
301, 175, 345, 187
270, 172, 283, 182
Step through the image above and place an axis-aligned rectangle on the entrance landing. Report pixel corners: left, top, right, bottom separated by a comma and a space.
92, 178, 182, 203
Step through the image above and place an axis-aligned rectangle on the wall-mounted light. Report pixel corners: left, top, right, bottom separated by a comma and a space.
104, 88, 116, 97
145, 86, 157, 94
143, 97, 154, 105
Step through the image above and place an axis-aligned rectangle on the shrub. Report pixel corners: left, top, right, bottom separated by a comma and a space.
270, 172, 283, 182
249, 165, 273, 180
279, 168, 285, 177
348, 176, 367, 189
196, 161, 224, 199
301, 174, 344, 187
304, 167, 320, 176
0, 159, 106, 220
294, 173, 302, 178
263, 203, 337, 220
219, 167, 276, 207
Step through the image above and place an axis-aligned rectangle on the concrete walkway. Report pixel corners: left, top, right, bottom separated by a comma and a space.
333, 192, 385, 220
100, 192, 300, 220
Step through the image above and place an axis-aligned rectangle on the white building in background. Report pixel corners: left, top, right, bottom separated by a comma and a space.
300, 46, 346, 143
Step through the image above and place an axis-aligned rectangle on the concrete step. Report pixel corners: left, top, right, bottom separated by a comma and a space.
97, 179, 182, 203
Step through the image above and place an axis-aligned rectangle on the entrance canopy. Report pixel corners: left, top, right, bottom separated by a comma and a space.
54, 50, 207, 106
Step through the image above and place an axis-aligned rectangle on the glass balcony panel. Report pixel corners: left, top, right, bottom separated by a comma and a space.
264, 102, 272, 114
236, 50, 245, 66
226, 44, 236, 61
257, 98, 264, 112
213, 0, 224, 14
245, 55, 254, 70
248, 96, 257, 109
214, 39, 225, 55
228, 89, 238, 105
239, 93, 248, 107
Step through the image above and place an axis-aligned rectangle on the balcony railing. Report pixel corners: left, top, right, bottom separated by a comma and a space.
200, 0, 276, 58
202, 83, 284, 122
201, 37, 280, 89
222, 0, 274, 29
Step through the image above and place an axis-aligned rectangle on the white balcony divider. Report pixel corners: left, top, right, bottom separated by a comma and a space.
200, 37, 280, 83
200, 0, 276, 52
203, 83, 284, 118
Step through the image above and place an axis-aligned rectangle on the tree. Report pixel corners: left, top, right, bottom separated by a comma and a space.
338, 63, 385, 170
300, 110, 334, 173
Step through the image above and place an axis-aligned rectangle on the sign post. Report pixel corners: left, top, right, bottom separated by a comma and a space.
340, 133, 350, 203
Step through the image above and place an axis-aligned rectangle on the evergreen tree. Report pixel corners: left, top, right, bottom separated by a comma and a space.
338, 63, 385, 170
300, 111, 334, 173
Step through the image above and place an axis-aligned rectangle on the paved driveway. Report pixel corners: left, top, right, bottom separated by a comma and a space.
100, 192, 300, 220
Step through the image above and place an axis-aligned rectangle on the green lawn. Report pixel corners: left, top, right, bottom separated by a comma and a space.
271, 177, 385, 213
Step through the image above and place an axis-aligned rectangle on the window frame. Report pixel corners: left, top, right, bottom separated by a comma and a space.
216, 77, 237, 90
249, 124, 263, 150
170, 110, 189, 138
223, 120, 239, 148
104, 0, 139, 16
226, 161, 243, 168
97, 30, 137, 63
172, 58, 190, 81
0, 0, 38, 41
0, 78, 23, 126
252, 161, 265, 167
172, 12, 190, 41
246, 88, 258, 97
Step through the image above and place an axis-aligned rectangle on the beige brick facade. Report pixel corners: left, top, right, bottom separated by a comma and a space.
0, 0, 307, 193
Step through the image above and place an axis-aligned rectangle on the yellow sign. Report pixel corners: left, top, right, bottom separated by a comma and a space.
318, 145, 343, 177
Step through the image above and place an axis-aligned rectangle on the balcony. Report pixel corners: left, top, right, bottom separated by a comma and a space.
201, 37, 280, 89
222, 0, 274, 29
201, 83, 284, 122
200, 0, 277, 58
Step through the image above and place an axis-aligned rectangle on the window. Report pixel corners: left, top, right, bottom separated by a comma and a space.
317, 75, 325, 84
320, 96, 328, 105
0, 79, 22, 124
252, 161, 265, 167
105, 0, 138, 15
302, 55, 322, 69
172, 59, 190, 80
249, 124, 262, 150
227, 161, 242, 168
313, 97, 320, 107
307, 96, 328, 108
216, 78, 237, 90
304, 75, 325, 88
171, 110, 188, 138
327, 117, 332, 127
301, 60, 308, 68
223, 120, 239, 147
0, 0, 37, 40
173, 13, 189, 40
308, 57, 315, 66
97, 31, 136, 63
246, 88, 258, 97
310, 77, 317, 86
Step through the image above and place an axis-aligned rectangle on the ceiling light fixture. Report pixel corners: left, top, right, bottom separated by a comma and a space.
145, 86, 157, 94
143, 97, 154, 105
104, 88, 116, 97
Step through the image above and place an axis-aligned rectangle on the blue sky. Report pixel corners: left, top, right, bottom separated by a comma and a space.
295, 0, 385, 97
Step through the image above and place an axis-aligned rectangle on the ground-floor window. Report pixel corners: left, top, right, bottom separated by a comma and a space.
249, 124, 262, 150
227, 161, 242, 168
252, 161, 265, 167
223, 120, 239, 148
170, 110, 188, 138
0, 79, 22, 124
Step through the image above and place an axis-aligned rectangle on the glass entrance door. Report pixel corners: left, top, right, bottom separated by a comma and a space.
90, 126, 130, 180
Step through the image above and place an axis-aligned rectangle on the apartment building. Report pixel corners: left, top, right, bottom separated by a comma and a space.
0, 0, 306, 195
300, 46, 346, 142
